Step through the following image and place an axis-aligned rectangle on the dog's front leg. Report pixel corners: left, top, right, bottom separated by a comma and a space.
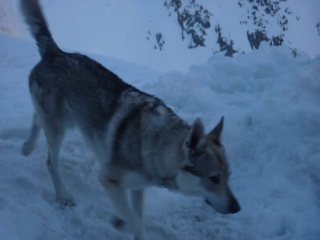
100, 176, 145, 239
131, 190, 146, 240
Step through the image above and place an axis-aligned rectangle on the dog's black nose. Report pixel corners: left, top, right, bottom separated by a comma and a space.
228, 198, 241, 214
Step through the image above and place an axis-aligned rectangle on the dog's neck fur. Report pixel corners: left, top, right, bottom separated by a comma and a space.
151, 127, 191, 190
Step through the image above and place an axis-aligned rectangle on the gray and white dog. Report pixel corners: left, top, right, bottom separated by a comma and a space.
20, 0, 240, 239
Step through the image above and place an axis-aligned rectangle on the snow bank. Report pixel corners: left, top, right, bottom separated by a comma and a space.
143, 45, 320, 239
0, 34, 319, 240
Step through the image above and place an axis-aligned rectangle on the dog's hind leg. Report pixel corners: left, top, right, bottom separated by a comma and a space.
131, 190, 146, 240
43, 118, 75, 206
21, 113, 41, 156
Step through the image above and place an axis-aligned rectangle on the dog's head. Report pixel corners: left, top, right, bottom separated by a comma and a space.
176, 117, 240, 214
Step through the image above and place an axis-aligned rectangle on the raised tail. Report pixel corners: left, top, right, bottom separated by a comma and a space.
20, 0, 61, 57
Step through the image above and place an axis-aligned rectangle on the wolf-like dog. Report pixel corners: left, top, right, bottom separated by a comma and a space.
20, 0, 240, 239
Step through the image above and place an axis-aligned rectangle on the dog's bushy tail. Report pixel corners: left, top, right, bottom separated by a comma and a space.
20, 0, 61, 58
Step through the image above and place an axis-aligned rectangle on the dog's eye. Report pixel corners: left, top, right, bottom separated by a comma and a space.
209, 176, 220, 184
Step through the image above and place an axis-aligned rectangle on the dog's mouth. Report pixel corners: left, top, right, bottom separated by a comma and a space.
204, 199, 241, 214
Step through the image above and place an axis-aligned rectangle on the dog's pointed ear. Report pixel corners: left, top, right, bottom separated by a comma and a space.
186, 118, 205, 150
208, 116, 224, 143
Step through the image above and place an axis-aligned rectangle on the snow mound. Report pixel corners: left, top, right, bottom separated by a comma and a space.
142, 45, 320, 239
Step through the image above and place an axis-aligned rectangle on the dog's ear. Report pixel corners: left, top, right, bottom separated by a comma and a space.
186, 118, 205, 150
208, 116, 224, 144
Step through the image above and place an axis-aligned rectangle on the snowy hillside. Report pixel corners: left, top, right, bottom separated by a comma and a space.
0, 30, 320, 240
0, 0, 319, 72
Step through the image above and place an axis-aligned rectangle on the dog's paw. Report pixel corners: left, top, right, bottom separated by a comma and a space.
111, 216, 146, 239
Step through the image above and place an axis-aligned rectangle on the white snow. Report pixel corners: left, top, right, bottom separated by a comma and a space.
1, 27, 320, 240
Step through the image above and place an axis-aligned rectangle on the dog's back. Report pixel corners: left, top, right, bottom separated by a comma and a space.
31, 52, 133, 131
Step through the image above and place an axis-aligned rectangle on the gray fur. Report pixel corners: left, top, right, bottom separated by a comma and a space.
20, 1, 240, 239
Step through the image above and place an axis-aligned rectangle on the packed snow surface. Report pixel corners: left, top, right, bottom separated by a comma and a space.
0, 34, 319, 240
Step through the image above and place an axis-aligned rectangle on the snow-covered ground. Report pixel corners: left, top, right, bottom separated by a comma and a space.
1, 31, 320, 240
